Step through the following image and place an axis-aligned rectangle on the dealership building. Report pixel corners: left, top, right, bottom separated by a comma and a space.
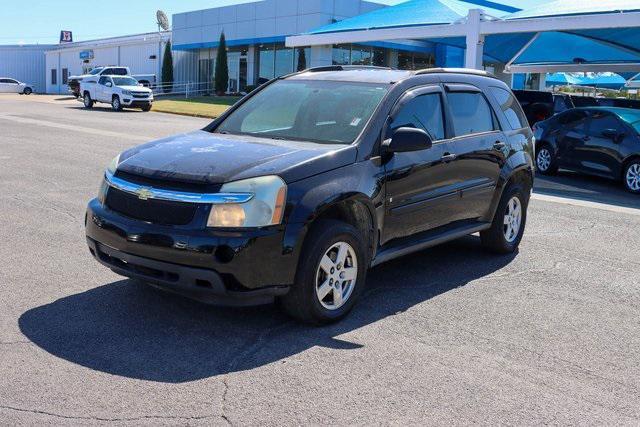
0, 0, 638, 94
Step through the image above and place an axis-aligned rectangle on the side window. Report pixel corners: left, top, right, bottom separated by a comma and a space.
51, 69, 57, 85
0, 79, 9, 83
489, 86, 527, 130
558, 110, 588, 132
98, 76, 108, 85
102, 68, 113, 75
390, 93, 445, 140
588, 112, 624, 137
62, 69, 69, 85
447, 92, 497, 136
113, 68, 128, 76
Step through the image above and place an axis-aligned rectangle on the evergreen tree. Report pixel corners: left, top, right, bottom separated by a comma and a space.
215, 32, 229, 95
297, 48, 307, 72
161, 41, 174, 94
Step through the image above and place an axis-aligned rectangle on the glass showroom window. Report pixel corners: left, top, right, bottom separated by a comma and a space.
351, 45, 373, 65
294, 47, 310, 72
259, 44, 275, 84
275, 44, 294, 78
332, 44, 351, 65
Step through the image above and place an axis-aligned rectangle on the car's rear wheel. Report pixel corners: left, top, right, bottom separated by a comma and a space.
536, 144, 557, 175
111, 96, 122, 111
23, 87, 32, 95
83, 92, 93, 108
481, 182, 528, 254
623, 160, 640, 194
279, 220, 367, 324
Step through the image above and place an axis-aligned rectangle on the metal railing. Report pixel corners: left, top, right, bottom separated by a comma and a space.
152, 81, 219, 98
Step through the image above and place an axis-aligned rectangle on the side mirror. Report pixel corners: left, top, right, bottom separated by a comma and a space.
105, 82, 112, 87
602, 128, 623, 142
383, 127, 433, 153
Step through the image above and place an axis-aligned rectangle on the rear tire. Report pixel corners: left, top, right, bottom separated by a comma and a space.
623, 160, 640, 194
536, 144, 558, 175
83, 92, 94, 108
481, 182, 528, 254
279, 220, 367, 324
111, 96, 122, 111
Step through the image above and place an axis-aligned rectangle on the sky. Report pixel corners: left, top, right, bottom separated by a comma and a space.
1, 0, 548, 45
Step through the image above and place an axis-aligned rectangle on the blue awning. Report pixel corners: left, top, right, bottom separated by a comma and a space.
546, 73, 628, 89
308, 0, 518, 35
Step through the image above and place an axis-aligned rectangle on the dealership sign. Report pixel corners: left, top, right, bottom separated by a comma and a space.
79, 50, 94, 60
60, 31, 73, 43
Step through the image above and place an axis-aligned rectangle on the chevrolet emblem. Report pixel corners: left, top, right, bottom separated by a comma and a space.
135, 187, 154, 200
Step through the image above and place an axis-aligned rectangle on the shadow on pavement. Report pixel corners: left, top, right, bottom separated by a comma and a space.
534, 171, 640, 210
19, 236, 515, 383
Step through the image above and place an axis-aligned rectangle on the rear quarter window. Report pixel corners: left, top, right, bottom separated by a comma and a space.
490, 86, 528, 130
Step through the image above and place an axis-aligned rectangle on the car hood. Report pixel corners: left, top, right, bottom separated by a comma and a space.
118, 85, 151, 92
116, 131, 357, 185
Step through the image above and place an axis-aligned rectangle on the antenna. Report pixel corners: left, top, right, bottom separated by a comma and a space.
156, 10, 170, 32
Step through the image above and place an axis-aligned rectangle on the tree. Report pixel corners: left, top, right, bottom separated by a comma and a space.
215, 32, 229, 95
161, 41, 174, 94
297, 48, 307, 72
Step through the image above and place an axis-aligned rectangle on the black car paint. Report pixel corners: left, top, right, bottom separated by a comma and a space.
536, 107, 640, 180
86, 69, 534, 305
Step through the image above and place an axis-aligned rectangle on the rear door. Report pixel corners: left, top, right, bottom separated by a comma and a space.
382, 85, 456, 243
556, 110, 590, 168
442, 84, 503, 223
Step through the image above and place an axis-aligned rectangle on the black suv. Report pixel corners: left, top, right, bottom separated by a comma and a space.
85, 67, 534, 324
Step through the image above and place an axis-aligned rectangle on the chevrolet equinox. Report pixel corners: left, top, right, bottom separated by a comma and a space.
85, 67, 534, 324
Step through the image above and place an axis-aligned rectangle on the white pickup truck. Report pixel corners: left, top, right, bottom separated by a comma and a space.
80, 75, 154, 111
68, 66, 156, 98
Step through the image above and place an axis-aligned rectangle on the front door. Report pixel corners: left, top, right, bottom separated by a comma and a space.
443, 86, 503, 222
97, 76, 111, 102
555, 110, 589, 168
573, 110, 626, 178
382, 86, 457, 244
227, 51, 241, 93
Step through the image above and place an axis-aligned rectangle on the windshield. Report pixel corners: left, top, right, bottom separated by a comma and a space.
89, 68, 104, 75
216, 80, 389, 144
618, 111, 640, 133
113, 77, 139, 87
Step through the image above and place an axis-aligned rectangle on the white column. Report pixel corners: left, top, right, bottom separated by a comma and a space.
537, 73, 547, 91
464, 9, 485, 70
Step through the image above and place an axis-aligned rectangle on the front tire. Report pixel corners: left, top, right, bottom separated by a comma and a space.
23, 87, 32, 95
279, 220, 367, 324
141, 104, 152, 112
111, 96, 122, 111
623, 160, 640, 194
481, 182, 528, 254
536, 144, 558, 175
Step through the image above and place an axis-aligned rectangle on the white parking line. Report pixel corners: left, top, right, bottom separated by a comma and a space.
0, 113, 149, 141
532, 193, 640, 216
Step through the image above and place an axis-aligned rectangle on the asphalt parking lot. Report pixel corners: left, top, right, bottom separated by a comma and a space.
1, 94, 639, 425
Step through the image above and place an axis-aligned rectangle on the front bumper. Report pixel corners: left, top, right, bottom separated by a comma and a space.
122, 98, 153, 108
85, 198, 296, 306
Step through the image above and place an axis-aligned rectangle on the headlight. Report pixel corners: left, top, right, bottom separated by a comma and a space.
122, 90, 132, 96
207, 176, 287, 228
107, 154, 121, 175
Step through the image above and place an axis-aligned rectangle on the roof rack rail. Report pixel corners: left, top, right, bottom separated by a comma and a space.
306, 65, 394, 73
415, 68, 496, 78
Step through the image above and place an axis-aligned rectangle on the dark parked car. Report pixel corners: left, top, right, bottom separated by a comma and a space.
513, 90, 574, 126
85, 67, 534, 323
596, 97, 640, 110
534, 107, 640, 193
570, 95, 599, 108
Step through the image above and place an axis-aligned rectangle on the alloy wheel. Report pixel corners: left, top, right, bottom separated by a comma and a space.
626, 163, 640, 192
503, 196, 522, 243
537, 148, 551, 172
315, 241, 358, 310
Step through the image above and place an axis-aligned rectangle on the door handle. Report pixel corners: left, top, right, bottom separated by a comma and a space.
441, 153, 457, 162
493, 141, 506, 150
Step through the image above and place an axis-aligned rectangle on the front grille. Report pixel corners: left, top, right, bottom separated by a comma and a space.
132, 93, 149, 98
105, 187, 198, 226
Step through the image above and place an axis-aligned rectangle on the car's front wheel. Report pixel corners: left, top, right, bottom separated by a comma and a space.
536, 144, 558, 175
141, 104, 152, 112
23, 87, 32, 95
279, 220, 367, 324
623, 160, 640, 194
111, 96, 122, 111
481, 182, 529, 254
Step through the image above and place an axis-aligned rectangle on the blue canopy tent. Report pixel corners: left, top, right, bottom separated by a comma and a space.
545, 73, 628, 90
287, 0, 640, 76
